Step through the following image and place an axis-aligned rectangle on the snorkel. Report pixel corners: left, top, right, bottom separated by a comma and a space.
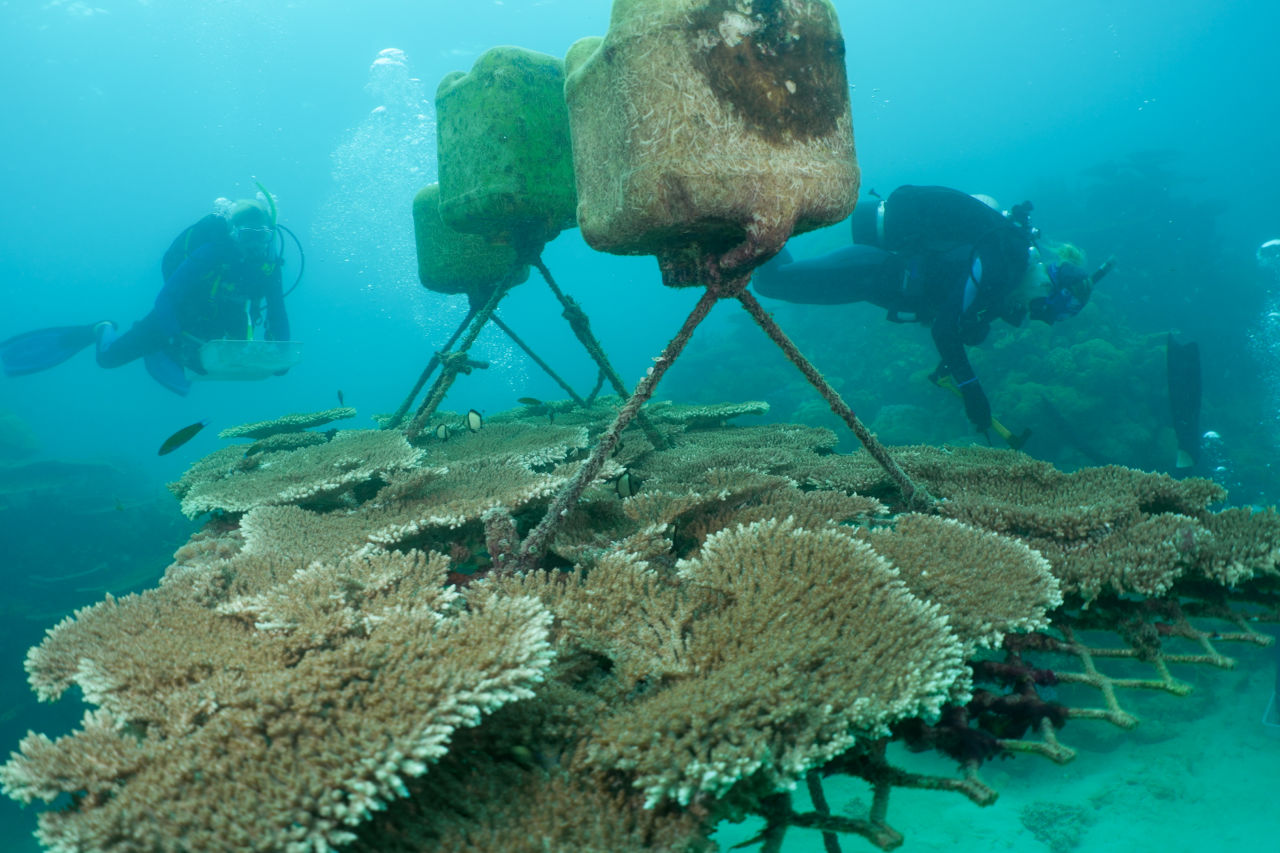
251, 178, 307, 297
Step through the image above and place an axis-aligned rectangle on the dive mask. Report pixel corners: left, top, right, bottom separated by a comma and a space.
1029, 262, 1090, 324
234, 224, 275, 249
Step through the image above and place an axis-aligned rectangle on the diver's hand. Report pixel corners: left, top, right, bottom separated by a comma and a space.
959, 380, 992, 431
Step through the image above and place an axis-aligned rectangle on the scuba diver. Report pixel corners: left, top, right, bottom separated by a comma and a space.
0, 189, 301, 395
753, 185, 1111, 435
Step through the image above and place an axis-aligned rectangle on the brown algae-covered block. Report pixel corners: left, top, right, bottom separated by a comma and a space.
565, 0, 859, 279
436, 46, 578, 244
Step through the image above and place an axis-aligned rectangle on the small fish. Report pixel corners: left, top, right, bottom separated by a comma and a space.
337, 390, 345, 406
509, 745, 536, 769
435, 423, 450, 441
466, 409, 484, 432
615, 470, 640, 499
517, 397, 543, 407
158, 419, 209, 456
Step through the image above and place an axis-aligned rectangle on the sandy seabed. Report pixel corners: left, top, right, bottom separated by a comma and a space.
714, 638, 1279, 853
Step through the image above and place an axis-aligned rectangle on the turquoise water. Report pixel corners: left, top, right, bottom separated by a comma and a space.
2, 2, 1278, 850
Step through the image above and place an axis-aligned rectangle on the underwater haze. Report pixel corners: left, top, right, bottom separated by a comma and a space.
1, 1, 1278, 851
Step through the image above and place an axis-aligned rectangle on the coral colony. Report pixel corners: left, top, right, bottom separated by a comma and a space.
4, 402, 1276, 851
4, 3, 1278, 852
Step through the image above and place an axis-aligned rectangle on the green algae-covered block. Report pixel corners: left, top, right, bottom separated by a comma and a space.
565, 0, 859, 285
413, 184, 530, 296
436, 46, 577, 246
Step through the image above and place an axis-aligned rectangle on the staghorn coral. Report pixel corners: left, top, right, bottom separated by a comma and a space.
217, 406, 358, 439
176, 429, 422, 518
2, 549, 554, 853
863, 514, 1063, 654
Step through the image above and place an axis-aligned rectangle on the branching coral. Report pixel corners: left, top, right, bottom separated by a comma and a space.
425, 421, 591, 469
2, 549, 554, 853
363, 458, 575, 541
553, 518, 967, 807
8, 404, 1280, 852
217, 406, 358, 439
808, 444, 1276, 606
175, 429, 422, 518
862, 514, 1063, 654
1032, 513, 1206, 602
1195, 505, 1280, 586
646, 398, 770, 429
637, 424, 840, 489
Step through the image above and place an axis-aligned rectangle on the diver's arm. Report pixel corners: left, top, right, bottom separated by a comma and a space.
931, 307, 992, 429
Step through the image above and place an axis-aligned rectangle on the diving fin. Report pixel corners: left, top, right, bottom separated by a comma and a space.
0, 324, 102, 377
1166, 334, 1202, 469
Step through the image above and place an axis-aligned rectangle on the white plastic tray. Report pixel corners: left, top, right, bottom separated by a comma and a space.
195, 340, 303, 381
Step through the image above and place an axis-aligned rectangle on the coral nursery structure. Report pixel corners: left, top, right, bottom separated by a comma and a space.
3, 400, 1277, 852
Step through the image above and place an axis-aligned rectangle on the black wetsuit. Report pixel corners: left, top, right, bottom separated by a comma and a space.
98, 229, 288, 394
753, 185, 1032, 429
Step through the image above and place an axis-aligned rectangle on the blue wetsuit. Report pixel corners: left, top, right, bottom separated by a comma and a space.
98, 231, 288, 394
753, 185, 1032, 429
